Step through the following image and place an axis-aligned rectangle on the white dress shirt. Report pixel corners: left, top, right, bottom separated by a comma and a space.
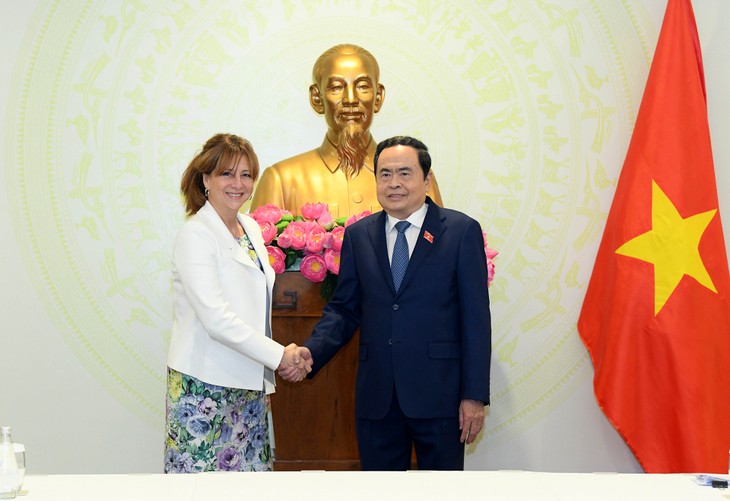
385, 202, 429, 264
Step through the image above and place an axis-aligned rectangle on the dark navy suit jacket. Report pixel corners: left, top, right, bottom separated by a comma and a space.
304, 197, 491, 420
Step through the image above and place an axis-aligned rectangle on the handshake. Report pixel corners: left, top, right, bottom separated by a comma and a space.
277, 343, 313, 383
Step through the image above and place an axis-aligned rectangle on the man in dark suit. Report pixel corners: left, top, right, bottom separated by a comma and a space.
281, 136, 491, 470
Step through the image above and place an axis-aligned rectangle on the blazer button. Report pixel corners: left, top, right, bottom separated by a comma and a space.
388, 338, 392, 345
392, 304, 399, 310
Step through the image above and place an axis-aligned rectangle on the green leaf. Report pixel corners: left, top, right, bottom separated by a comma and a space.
284, 250, 299, 269
320, 273, 338, 301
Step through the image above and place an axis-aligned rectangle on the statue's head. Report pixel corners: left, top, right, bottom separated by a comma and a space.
309, 44, 386, 176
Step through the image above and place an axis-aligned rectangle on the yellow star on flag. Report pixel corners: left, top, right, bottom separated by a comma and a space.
616, 180, 717, 315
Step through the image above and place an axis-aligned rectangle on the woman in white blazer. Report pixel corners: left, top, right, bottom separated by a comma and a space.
164, 134, 311, 473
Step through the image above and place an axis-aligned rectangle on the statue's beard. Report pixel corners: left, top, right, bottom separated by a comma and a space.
335, 125, 369, 178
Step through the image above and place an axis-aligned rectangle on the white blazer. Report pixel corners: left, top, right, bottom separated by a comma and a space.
167, 201, 284, 393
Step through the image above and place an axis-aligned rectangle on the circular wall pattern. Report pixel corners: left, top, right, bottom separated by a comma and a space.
4, 0, 657, 456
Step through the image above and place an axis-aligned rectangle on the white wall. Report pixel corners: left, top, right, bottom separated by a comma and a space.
0, 0, 727, 474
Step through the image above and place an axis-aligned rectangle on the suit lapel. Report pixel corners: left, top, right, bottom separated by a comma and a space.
198, 203, 262, 273
366, 211, 394, 292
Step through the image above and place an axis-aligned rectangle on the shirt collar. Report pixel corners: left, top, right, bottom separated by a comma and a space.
386, 202, 429, 234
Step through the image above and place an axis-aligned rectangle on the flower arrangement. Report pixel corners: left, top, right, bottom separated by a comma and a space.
250, 202, 372, 299
483, 230, 498, 286
251, 202, 498, 300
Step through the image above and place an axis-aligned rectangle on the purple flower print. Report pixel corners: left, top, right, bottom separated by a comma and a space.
217, 447, 242, 471
164, 449, 194, 474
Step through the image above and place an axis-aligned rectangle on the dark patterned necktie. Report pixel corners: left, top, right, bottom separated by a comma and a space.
391, 221, 411, 292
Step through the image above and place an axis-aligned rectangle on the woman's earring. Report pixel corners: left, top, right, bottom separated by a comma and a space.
205, 188, 209, 198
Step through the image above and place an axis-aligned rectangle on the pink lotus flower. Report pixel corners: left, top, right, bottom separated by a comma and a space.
345, 210, 372, 227
300, 253, 328, 282
266, 246, 286, 274
482, 230, 499, 286
329, 226, 345, 251
300, 203, 335, 229
276, 231, 293, 249
316, 209, 334, 230
300, 202, 328, 221
322, 232, 335, 249
487, 260, 496, 285
324, 248, 341, 274
258, 221, 277, 245
305, 225, 328, 253
251, 204, 284, 224
281, 220, 309, 250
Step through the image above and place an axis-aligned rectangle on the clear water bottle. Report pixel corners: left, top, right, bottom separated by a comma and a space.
0, 426, 18, 499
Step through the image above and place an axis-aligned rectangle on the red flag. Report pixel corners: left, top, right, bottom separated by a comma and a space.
578, 0, 730, 473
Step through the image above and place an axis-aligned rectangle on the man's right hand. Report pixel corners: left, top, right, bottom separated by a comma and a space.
277, 344, 313, 382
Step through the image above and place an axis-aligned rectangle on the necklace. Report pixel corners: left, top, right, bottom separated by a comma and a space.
227, 221, 243, 240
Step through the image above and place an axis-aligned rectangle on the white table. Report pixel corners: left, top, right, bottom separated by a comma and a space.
18, 471, 729, 500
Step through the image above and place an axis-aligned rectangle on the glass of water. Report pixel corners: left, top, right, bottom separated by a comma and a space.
12, 445, 24, 496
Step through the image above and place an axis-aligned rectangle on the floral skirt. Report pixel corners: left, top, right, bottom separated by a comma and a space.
164, 367, 272, 473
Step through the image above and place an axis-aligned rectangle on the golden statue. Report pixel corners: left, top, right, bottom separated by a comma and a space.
251, 44, 443, 217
